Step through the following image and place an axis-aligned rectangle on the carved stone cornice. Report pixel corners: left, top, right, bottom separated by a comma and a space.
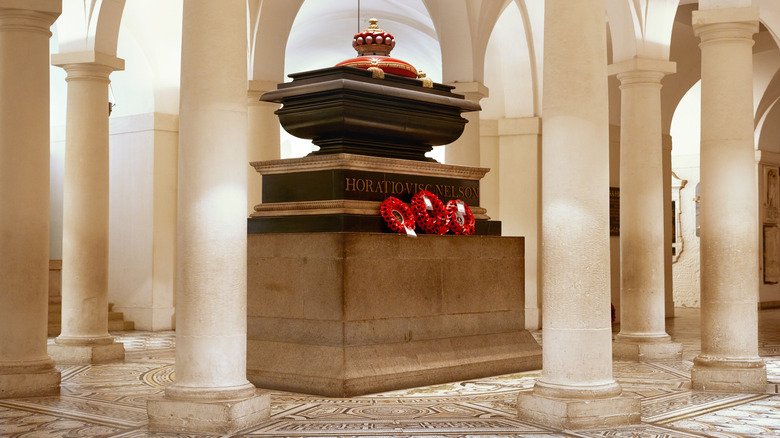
251, 153, 490, 180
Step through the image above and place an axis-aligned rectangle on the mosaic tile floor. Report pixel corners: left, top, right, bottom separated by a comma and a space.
1, 307, 779, 437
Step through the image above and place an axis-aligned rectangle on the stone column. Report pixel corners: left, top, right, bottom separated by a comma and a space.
444, 81, 487, 166
692, 6, 766, 392
48, 52, 125, 365
609, 58, 682, 361
662, 134, 674, 319
0, 0, 61, 399
147, 1, 269, 434
516, 0, 640, 429
247, 79, 280, 215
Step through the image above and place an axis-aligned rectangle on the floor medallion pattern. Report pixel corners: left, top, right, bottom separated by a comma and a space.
1, 308, 779, 437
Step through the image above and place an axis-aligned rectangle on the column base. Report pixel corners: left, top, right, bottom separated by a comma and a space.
692, 360, 768, 392
516, 392, 640, 429
147, 390, 271, 435
48, 342, 125, 365
613, 340, 682, 361
0, 368, 60, 399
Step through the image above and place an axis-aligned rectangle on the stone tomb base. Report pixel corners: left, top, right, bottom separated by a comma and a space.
247, 233, 542, 397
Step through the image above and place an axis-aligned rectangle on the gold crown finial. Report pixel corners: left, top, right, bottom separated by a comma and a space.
368, 17, 381, 32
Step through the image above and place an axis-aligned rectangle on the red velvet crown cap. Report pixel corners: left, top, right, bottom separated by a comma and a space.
335, 17, 419, 79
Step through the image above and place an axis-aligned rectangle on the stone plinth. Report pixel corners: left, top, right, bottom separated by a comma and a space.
613, 339, 682, 361
691, 357, 768, 392
247, 233, 541, 397
516, 392, 640, 430
0, 367, 61, 399
48, 342, 125, 365
148, 390, 270, 435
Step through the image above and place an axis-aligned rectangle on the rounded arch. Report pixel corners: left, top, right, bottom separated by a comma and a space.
661, 2, 701, 134
250, 0, 305, 82
606, 0, 679, 64
422, 0, 508, 84
57, 0, 125, 55
753, 20, 780, 151
481, 0, 540, 119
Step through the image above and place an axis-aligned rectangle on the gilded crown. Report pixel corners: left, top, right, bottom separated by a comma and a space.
352, 18, 396, 56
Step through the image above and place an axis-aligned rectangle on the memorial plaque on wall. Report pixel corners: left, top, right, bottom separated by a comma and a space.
766, 166, 779, 223
610, 187, 619, 236
765, 225, 779, 284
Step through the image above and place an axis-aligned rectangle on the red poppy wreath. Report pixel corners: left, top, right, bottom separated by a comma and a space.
446, 199, 475, 235
380, 197, 416, 235
410, 190, 448, 235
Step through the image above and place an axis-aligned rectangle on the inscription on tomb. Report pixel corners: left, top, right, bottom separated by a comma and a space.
344, 177, 479, 200
263, 169, 480, 205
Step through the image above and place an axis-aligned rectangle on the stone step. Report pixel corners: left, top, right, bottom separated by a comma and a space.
47, 303, 135, 336
108, 319, 128, 331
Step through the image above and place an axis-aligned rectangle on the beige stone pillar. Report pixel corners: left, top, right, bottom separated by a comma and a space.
0, 0, 61, 399
662, 134, 674, 318
444, 81, 487, 166
609, 58, 682, 361
247, 79, 280, 215
48, 52, 125, 365
691, 6, 767, 392
147, 1, 269, 434
516, 0, 640, 429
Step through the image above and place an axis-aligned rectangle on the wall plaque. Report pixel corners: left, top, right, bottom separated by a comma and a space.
765, 224, 779, 284
610, 187, 619, 236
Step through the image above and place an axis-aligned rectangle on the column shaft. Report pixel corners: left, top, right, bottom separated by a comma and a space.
516, 0, 639, 429
49, 55, 125, 364
0, 1, 61, 398
692, 7, 766, 391
611, 61, 681, 361
148, 0, 269, 433
537, 0, 615, 393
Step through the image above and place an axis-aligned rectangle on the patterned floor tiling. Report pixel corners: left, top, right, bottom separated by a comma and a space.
113, 332, 177, 351
645, 393, 770, 424
0, 405, 127, 438
3, 309, 780, 437
59, 365, 93, 382
569, 424, 708, 438
613, 362, 692, 384
764, 356, 780, 383
0, 395, 149, 428
373, 371, 542, 399
243, 417, 554, 437
664, 395, 780, 438
110, 429, 222, 438
277, 401, 516, 422
619, 385, 688, 401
